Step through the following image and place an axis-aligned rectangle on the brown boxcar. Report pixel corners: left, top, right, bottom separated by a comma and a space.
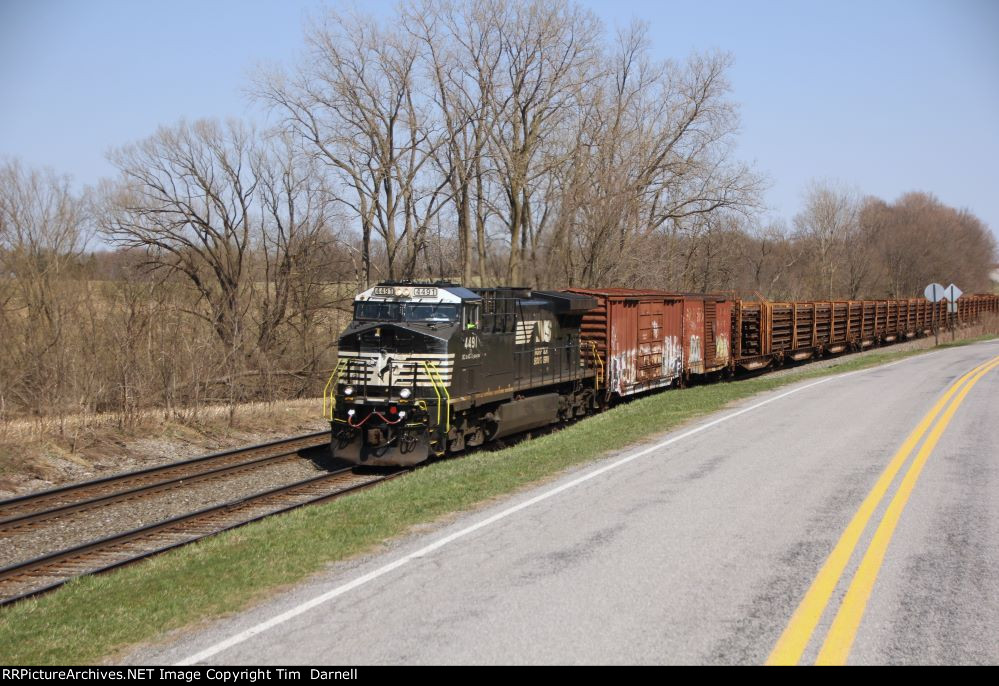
566, 288, 685, 397
681, 295, 733, 375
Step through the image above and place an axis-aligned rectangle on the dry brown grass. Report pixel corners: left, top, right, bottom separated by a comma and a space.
0, 398, 327, 497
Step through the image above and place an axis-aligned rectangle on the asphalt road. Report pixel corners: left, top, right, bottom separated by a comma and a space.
128, 340, 999, 665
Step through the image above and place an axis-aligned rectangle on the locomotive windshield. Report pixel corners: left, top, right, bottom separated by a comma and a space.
354, 301, 459, 323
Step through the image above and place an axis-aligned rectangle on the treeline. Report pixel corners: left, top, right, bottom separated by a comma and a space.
684, 184, 997, 301
0, 160, 358, 427
0, 0, 995, 426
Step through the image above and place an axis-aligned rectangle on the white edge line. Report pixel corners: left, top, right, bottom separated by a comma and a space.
176, 351, 950, 665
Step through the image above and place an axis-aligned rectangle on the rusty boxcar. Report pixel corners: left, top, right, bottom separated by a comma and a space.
567, 288, 685, 398
681, 294, 732, 375
566, 288, 736, 398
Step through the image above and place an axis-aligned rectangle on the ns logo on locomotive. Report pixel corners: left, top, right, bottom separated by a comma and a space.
324, 281, 600, 466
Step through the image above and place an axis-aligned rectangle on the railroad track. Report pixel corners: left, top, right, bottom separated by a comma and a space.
0, 432, 331, 533
0, 465, 404, 605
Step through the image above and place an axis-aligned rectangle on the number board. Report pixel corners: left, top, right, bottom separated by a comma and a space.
371, 286, 438, 298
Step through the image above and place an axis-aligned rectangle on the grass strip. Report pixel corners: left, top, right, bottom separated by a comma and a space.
0, 335, 993, 664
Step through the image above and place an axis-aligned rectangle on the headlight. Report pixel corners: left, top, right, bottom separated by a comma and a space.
398, 411, 407, 418
343, 386, 354, 396
347, 409, 356, 416
399, 388, 412, 399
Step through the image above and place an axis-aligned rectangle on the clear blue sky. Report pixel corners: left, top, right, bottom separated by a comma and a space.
2, 0, 997, 239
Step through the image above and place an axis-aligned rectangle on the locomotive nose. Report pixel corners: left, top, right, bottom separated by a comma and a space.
336, 320, 453, 399
341, 321, 444, 352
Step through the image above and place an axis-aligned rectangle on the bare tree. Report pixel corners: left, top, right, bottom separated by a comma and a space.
544, 24, 761, 288
102, 119, 339, 420
0, 160, 90, 425
405, 0, 505, 285
256, 10, 450, 284
481, 0, 602, 284
735, 219, 798, 299
103, 120, 259, 352
252, 134, 344, 397
793, 181, 861, 299
863, 191, 996, 297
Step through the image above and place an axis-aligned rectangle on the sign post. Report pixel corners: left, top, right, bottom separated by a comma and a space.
924, 282, 962, 345
924, 283, 943, 346
946, 283, 963, 341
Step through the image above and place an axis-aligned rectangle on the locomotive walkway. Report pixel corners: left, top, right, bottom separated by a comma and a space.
128, 340, 999, 665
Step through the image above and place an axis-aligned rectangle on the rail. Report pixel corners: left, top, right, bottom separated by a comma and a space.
0, 432, 330, 530
0, 466, 407, 606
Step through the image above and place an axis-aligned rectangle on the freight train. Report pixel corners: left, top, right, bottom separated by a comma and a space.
323, 281, 999, 466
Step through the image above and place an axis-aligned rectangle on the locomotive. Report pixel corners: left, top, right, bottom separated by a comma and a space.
325, 281, 600, 466
325, 281, 999, 467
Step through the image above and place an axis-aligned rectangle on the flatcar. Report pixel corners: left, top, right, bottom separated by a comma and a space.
324, 282, 999, 466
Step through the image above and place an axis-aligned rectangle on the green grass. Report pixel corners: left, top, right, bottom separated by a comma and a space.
0, 335, 995, 664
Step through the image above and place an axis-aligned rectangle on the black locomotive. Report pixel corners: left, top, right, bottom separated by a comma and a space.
325, 281, 599, 465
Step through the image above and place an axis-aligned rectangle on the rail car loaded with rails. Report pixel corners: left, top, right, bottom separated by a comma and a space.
324, 282, 999, 466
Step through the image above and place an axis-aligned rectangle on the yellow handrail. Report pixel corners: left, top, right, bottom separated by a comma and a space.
421, 361, 442, 428
323, 359, 348, 420
588, 341, 604, 392
427, 361, 450, 433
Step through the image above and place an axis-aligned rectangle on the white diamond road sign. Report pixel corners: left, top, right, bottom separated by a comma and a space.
924, 282, 962, 314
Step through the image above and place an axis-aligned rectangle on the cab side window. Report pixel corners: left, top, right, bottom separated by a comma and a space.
464, 303, 480, 330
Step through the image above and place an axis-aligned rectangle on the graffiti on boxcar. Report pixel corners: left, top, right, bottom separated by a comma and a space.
609, 349, 638, 394
715, 332, 729, 362
608, 325, 636, 393
609, 327, 618, 391
663, 335, 682, 379
640, 338, 670, 383
689, 335, 702, 365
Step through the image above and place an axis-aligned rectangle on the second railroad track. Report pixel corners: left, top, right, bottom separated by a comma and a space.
0, 432, 405, 605
0, 432, 332, 532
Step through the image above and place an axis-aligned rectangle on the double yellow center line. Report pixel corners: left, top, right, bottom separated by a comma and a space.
767, 353, 999, 666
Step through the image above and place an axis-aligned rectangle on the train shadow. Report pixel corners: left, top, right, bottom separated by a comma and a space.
298, 441, 416, 475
